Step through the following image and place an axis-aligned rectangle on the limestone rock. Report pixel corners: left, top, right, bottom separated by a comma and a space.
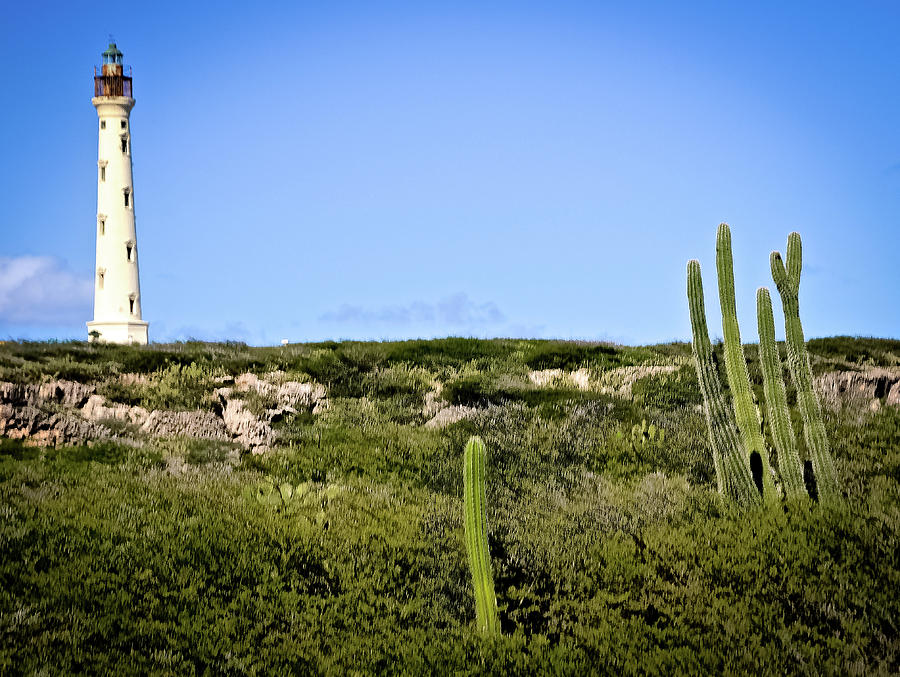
527, 368, 594, 390
140, 409, 230, 441
815, 368, 900, 409
598, 365, 680, 399
424, 405, 478, 429
81, 394, 149, 427
217, 389, 275, 452
423, 388, 445, 419
0, 380, 94, 408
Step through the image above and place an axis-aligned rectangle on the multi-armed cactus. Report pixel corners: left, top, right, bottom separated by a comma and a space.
716, 224, 777, 503
756, 288, 807, 500
463, 435, 499, 636
687, 260, 761, 505
770, 233, 839, 502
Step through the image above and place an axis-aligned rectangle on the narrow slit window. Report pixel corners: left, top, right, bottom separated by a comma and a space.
100, 165, 106, 181
124, 190, 130, 208
98, 218, 105, 235
100, 120, 106, 130
120, 120, 127, 129
126, 244, 134, 262
121, 137, 128, 153
97, 271, 104, 289
129, 297, 135, 314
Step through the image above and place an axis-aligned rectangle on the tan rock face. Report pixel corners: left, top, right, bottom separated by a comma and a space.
424, 405, 478, 429
598, 365, 680, 398
815, 368, 900, 410
215, 375, 326, 453
0, 373, 326, 453
218, 395, 275, 453
82, 394, 149, 426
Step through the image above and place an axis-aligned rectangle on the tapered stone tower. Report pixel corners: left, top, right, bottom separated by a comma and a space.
87, 42, 148, 344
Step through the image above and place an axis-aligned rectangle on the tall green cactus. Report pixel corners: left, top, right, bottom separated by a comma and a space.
716, 224, 777, 502
463, 435, 499, 636
687, 260, 760, 505
771, 233, 839, 502
756, 287, 807, 500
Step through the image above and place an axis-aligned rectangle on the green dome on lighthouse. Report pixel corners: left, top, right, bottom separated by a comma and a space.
102, 42, 124, 65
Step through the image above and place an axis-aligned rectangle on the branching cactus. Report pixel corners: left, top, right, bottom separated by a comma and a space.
756, 287, 807, 500
687, 260, 760, 505
771, 233, 839, 502
463, 435, 499, 635
716, 224, 777, 502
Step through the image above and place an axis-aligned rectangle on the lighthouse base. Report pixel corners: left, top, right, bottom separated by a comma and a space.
87, 320, 149, 346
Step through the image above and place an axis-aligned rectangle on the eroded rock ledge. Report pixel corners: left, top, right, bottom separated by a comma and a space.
0, 373, 326, 453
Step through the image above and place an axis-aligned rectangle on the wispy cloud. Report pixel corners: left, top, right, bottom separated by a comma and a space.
0, 256, 92, 325
320, 293, 505, 327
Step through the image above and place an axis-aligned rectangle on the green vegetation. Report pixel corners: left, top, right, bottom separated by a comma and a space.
0, 337, 898, 673
771, 233, 840, 502
463, 436, 499, 636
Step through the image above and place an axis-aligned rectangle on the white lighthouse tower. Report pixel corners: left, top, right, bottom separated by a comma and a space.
87, 42, 149, 345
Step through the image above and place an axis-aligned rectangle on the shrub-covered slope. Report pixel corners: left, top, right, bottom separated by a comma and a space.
0, 337, 898, 674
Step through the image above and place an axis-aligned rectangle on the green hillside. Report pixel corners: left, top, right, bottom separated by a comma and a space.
1, 337, 898, 674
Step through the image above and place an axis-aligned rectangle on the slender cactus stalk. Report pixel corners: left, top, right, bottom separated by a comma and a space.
463, 435, 499, 635
687, 260, 760, 505
756, 287, 807, 500
715, 224, 776, 502
771, 233, 839, 502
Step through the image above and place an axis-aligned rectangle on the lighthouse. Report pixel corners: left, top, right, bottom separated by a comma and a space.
87, 42, 149, 345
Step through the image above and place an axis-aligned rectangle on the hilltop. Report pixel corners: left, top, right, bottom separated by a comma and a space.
1, 337, 898, 673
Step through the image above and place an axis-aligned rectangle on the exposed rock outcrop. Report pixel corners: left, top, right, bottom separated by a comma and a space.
0, 372, 326, 453
424, 405, 478, 429
815, 368, 900, 411
82, 394, 149, 426
0, 380, 95, 409
598, 365, 680, 399
216, 373, 327, 452
528, 368, 592, 390
217, 394, 276, 453
141, 409, 231, 441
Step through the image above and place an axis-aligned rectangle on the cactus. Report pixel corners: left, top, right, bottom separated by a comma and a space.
756, 287, 807, 500
771, 233, 839, 501
716, 224, 777, 502
687, 260, 760, 505
463, 435, 499, 636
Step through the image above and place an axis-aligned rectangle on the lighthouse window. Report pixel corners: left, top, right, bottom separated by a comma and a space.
121, 136, 128, 153
124, 190, 130, 208
121, 120, 127, 129
129, 298, 135, 314
126, 244, 134, 262
97, 271, 104, 289
100, 165, 106, 182
98, 218, 105, 235
100, 120, 106, 130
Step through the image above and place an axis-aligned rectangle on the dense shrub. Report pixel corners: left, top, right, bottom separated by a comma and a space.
631, 365, 702, 408
0, 338, 898, 672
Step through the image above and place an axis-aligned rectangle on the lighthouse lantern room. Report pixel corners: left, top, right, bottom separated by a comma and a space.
87, 42, 148, 344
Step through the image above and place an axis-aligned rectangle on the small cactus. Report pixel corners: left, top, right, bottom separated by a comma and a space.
463, 436, 499, 636
770, 233, 839, 501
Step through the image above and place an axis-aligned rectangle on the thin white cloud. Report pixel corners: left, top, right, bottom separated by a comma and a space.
320, 293, 505, 327
0, 256, 92, 325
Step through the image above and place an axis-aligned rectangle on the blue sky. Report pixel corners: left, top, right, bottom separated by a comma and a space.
1, 1, 898, 345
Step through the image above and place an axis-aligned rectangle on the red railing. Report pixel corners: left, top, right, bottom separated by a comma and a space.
94, 74, 133, 97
